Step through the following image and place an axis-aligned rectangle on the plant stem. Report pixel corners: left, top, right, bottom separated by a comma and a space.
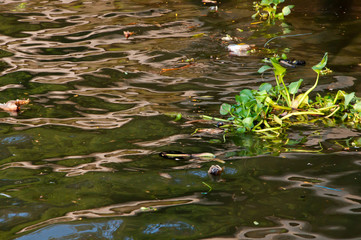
281, 111, 325, 120
265, 97, 292, 110
314, 105, 338, 112
325, 106, 340, 118
253, 127, 281, 132
275, 75, 280, 89
333, 90, 344, 105
253, 119, 264, 129
297, 72, 320, 108
278, 75, 292, 107
202, 115, 232, 122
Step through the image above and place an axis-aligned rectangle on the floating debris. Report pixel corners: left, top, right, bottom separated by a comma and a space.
0, 193, 11, 198
159, 172, 172, 179
221, 34, 233, 41
202, 0, 217, 4
160, 64, 194, 73
314, 185, 342, 192
208, 165, 223, 176
279, 59, 306, 68
159, 151, 187, 160
140, 207, 157, 212
192, 33, 206, 38
123, 31, 135, 39
165, 112, 182, 121
227, 44, 254, 56
192, 128, 224, 135
0, 99, 30, 113
159, 151, 216, 160
208, 6, 218, 12
202, 181, 212, 194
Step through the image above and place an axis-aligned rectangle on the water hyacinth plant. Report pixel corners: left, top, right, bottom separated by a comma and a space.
252, 0, 294, 22
203, 53, 361, 137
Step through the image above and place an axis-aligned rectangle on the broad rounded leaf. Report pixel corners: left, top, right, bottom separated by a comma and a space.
259, 83, 272, 92
312, 52, 328, 73
258, 65, 272, 74
353, 102, 361, 112
220, 103, 231, 115
288, 79, 303, 95
270, 58, 286, 76
282, 5, 294, 16
242, 117, 254, 130
261, 0, 272, 5
240, 89, 254, 98
255, 94, 267, 104
236, 127, 246, 133
344, 92, 355, 107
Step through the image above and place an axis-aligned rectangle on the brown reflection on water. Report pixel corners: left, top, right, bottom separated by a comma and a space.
262, 171, 361, 216
0, 0, 360, 239
17, 194, 201, 234
1, 149, 150, 176
237, 218, 321, 240
3, 114, 132, 130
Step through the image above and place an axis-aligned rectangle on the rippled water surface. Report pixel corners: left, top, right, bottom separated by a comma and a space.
0, 0, 360, 239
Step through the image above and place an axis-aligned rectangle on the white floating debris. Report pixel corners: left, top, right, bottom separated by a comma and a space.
221, 34, 233, 41
227, 44, 253, 56
0, 193, 11, 198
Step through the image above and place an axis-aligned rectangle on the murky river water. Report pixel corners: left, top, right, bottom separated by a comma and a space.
0, 0, 360, 239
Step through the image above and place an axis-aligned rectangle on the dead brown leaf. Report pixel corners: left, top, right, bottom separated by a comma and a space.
123, 31, 135, 39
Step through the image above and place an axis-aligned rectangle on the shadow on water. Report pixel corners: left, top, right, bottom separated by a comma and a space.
0, 0, 360, 239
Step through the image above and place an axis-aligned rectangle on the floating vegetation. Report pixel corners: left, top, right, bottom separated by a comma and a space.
252, 0, 294, 22
203, 53, 361, 137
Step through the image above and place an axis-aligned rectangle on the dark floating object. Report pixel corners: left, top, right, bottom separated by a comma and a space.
208, 165, 223, 176
216, 121, 224, 127
279, 59, 306, 68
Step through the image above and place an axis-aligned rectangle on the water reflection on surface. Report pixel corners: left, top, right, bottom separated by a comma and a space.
0, 0, 360, 239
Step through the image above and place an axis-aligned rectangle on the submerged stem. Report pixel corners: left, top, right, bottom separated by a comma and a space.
281, 111, 325, 120
202, 115, 232, 122
325, 106, 340, 118
315, 105, 338, 112
278, 75, 292, 107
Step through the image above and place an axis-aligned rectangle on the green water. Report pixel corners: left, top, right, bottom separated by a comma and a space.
0, 0, 360, 239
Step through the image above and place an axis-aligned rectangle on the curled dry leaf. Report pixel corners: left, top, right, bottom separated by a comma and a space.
123, 31, 135, 39
0, 99, 30, 112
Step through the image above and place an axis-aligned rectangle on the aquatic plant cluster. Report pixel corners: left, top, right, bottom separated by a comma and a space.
207, 53, 361, 137
252, 0, 294, 22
